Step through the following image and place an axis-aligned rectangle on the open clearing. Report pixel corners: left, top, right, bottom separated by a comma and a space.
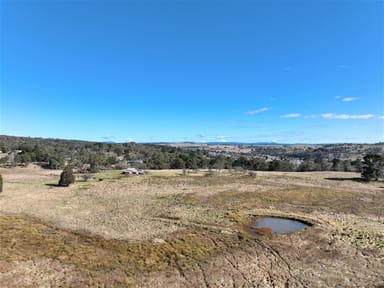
0, 167, 383, 287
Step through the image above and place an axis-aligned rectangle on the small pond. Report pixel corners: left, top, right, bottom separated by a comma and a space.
251, 217, 310, 235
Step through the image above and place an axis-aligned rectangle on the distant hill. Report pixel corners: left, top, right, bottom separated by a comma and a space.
1, 135, 383, 171
153, 141, 287, 146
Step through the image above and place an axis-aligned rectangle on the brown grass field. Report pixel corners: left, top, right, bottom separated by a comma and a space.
0, 167, 383, 287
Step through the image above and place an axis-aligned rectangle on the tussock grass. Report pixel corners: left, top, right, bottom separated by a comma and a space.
1, 168, 383, 286
173, 181, 382, 216
0, 215, 234, 285
257, 187, 355, 203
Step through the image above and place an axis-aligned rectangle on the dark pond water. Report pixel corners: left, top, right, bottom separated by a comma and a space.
252, 217, 310, 235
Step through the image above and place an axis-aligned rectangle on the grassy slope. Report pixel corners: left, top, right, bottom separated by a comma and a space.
0, 168, 383, 286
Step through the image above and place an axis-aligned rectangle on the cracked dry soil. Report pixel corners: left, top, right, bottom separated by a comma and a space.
0, 168, 383, 287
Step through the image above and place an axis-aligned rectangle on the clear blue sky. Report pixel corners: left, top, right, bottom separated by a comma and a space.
1, 0, 383, 143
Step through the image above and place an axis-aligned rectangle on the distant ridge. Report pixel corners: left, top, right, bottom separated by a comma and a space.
151, 141, 306, 146
206, 141, 282, 146
1, 135, 381, 146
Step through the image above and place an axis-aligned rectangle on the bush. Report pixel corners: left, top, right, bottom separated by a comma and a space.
248, 171, 257, 177
0, 174, 3, 193
58, 166, 75, 187
361, 154, 384, 181
205, 169, 216, 177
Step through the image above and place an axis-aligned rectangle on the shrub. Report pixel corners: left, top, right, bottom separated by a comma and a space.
361, 154, 384, 181
0, 174, 3, 193
248, 171, 257, 177
58, 166, 75, 187
205, 169, 216, 177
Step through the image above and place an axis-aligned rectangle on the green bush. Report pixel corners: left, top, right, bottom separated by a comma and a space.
58, 166, 75, 187
362, 154, 384, 181
0, 174, 3, 193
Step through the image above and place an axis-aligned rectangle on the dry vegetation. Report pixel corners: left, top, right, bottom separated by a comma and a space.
0, 167, 383, 287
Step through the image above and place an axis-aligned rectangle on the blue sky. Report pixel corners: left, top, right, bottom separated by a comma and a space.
1, 0, 383, 143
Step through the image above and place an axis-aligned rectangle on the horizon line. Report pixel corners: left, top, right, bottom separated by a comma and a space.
0, 134, 383, 146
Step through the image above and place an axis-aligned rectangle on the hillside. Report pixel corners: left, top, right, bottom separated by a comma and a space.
0, 135, 383, 173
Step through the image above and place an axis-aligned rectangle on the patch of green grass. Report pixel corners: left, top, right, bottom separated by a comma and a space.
145, 170, 182, 177
170, 183, 377, 215
257, 187, 355, 204
0, 215, 236, 285
94, 170, 122, 181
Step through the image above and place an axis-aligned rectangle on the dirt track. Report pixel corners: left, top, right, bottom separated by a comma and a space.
0, 167, 383, 287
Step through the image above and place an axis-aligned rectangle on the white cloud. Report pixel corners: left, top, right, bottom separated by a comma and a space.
246, 107, 270, 115
320, 113, 375, 119
280, 113, 301, 118
303, 113, 378, 120
216, 135, 227, 142
342, 97, 358, 102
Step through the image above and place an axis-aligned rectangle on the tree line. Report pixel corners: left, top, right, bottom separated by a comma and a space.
0, 136, 382, 177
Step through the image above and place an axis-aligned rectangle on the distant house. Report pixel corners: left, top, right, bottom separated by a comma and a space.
290, 159, 303, 167
122, 168, 145, 175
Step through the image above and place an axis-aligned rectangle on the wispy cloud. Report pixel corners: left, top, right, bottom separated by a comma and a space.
305, 113, 375, 120
378, 116, 384, 119
342, 97, 358, 102
216, 135, 227, 142
246, 107, 270, 115
322, 113, 374, 119
280, 113, 301, 118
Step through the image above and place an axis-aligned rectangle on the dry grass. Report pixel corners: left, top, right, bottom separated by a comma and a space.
0, 214, 237, 286
1, 167, 383, 286
1, 168, 382, 240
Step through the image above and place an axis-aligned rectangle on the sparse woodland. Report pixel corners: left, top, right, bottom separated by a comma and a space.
0, 135, 383, 178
